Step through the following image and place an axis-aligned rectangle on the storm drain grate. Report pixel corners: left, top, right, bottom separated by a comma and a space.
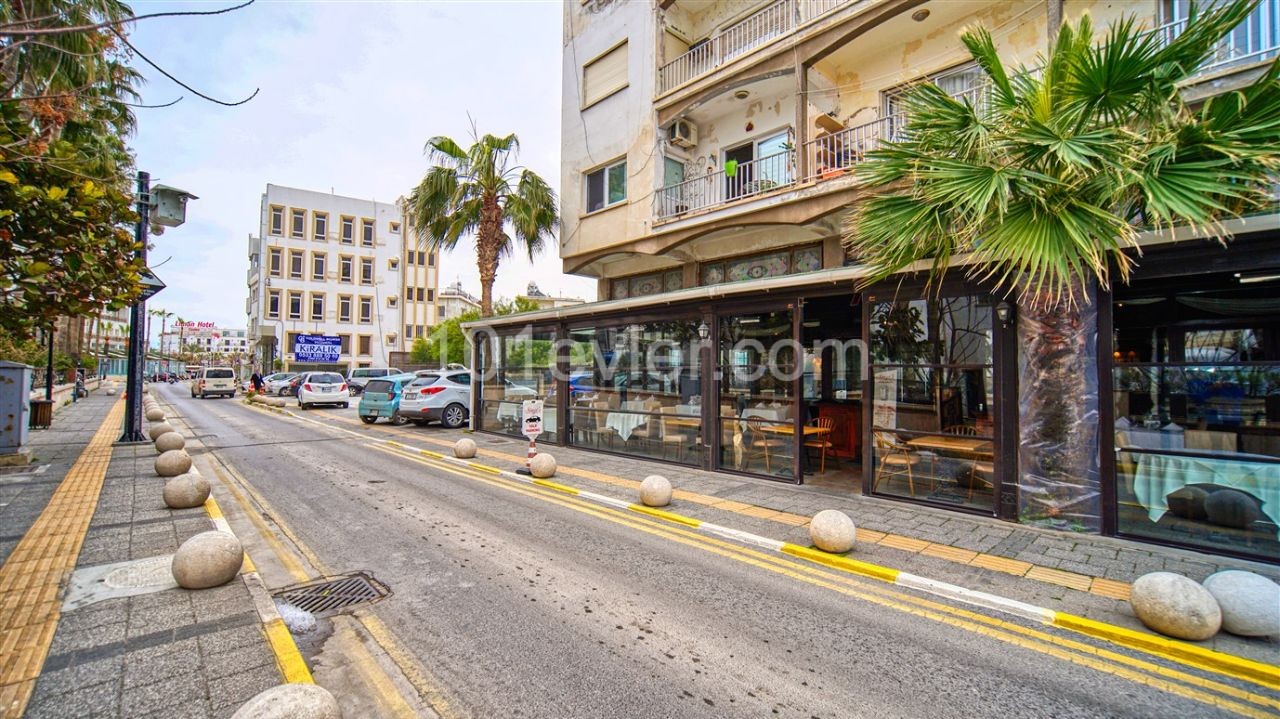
273, 572, 389, 614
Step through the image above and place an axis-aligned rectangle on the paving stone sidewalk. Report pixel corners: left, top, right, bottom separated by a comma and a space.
6, 392, 285, 719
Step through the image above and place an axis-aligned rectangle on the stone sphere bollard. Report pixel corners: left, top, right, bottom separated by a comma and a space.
230, 683, 341, 719
155, 432, 186, 453
810, 509, 857, 553
155, 449, 192, 477
453, 438, 477, 459
639, 475, 672, 507
1129, 572, 1222, 641
529, 453, 557, 478
163, 473, 211, 509
105, 387, 117, 396
142, 386, 150, 394
172, 530, 243, 590
148, 422, 176, 441
145, 407, 165, 422
1203, 571, 1280, 637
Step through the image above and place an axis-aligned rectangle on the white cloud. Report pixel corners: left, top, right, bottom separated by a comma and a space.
130, 0, 594, 329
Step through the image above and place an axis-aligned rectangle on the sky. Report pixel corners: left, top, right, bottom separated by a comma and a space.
128, 0, 595, 330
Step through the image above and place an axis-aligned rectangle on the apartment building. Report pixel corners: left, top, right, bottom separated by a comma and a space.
162, 324, 249, 358
246, 185, 439, 373
472, 0, 1280, 563
518, 282, 587, 311
437, 281, 481, 321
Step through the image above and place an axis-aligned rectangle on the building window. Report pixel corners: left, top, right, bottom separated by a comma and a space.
386, 333, 397, 346
338, 334, 351, 354
427, 252, 435, 267
405, 324, 414, 339
340, 216, 355, 244
357, 334, 372, 356
359, 296, 373, 323
310, 293, 325, 321
389, 221, 401, 233
286, 332, 301, 352
585, 159, 626, 213
287, 291, 303, 320
339, 255, 353, 283
267, 289, 281, 319
387, 296, 398, 309
416, 324, 425, 337
290, 208, 306, 239
269, 205, 284, 236
288, 250, 304, 279
582, 40, 628, 108
268, 247, 282, 277
388, 257, 399, 271
360, 218, 374, 247
311, 252, 326, 281
313, 211, 328, 241
338, 295, 352, 323
427, 288, 435, 302
360, 257, 374, 285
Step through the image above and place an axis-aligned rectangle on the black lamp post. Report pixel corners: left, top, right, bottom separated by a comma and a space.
119, 172, 152, 443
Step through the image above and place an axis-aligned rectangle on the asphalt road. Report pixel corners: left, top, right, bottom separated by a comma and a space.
162, 384, 1265, 719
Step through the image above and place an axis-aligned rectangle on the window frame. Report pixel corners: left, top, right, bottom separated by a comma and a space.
360, 257, 374, 286
584, 157, 627, 214
338, 294, 353, 323
288, 249, 305, 279
359, 296, 373, 324
287, 290, 303, 320
311, 251, 327, 281
312, 211, 329, 242
357, 334, 372, 356
266, 289, 281, 319
289, 208, 306, 239
309, 292, 326, 321
340, 215, 355, 245
268, 247, 282, 278
360, 218, 375, 248
339, 254, 354, 283
581, 38, 629, 109
269, 205, 284, 236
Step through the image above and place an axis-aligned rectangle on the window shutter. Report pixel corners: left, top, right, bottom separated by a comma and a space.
583, 41, 628, 107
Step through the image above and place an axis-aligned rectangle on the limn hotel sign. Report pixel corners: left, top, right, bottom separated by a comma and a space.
293, 335, 342, 363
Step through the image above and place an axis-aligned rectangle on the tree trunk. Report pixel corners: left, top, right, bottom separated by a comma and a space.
1017, 285, 1101, 531
476, 192, 503, 317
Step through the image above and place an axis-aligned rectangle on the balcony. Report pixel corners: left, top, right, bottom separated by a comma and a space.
656, 151, 797, 219
657, 0, 854, 96
1155, 3, 1280, 77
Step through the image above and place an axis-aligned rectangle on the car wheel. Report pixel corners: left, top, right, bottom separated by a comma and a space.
360, 416, 377, 424
278, 388, 288, 396
390, 412, 407, 426
299, 401, 307, 410
441, 403, 467, 429
341, 402, 349, 409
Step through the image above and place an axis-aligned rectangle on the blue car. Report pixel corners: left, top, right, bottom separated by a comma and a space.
357, 373, 419, 425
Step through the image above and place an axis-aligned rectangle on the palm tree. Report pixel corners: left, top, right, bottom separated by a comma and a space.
844, 0, 1280, 521
406, 133, 558, 316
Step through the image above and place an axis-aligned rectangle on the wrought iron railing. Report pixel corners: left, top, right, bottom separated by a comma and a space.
1154, 4, 1280, 75
656, 151, 796, 219
657, 0, 855, 94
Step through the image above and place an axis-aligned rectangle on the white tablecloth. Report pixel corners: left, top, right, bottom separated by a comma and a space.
1132, 451, 1280, 523
605, 411, 650, 442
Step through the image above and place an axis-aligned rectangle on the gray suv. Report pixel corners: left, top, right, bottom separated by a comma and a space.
346, 367, 402, 395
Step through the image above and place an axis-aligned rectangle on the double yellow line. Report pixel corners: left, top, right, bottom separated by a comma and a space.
369, 442, 1280, 719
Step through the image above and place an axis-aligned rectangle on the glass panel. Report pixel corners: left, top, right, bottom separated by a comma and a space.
726, 251, 788, 282
607, 162, 627, 204
565, 322, 702, 466
870, 295, 992, 366
480, 331, 558, 443
587, 170, 604, 213
630, 274, 663, 297
718, 309, 797, 479
611, 278, 629, 300
792, 246, 823, 274
664, 270, 683, 292
701, 263, 724, 285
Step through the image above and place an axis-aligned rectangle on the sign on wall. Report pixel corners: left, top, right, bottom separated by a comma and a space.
294, 335, 342, 363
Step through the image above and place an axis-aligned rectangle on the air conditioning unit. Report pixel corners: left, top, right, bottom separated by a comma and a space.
668, 119, 698, 149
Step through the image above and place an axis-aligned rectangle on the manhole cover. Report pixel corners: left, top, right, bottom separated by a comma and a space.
104, 555, 174, 589
63, 554, 178, 611
273, 572, 388, 614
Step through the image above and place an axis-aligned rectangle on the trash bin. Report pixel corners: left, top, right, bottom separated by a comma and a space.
29, 399, 53, 429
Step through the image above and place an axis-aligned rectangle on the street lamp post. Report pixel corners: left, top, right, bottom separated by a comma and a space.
119, 172, 151, 443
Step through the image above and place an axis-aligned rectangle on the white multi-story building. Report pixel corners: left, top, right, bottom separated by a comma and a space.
162, 323, 249, 358
436, 281, 481, 321
246, 184, 439, 372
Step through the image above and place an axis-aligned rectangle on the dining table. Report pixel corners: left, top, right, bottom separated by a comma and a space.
905, 435, 994, 458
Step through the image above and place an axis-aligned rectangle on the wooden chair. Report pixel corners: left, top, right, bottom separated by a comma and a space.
804, 416, 836, 473
745, 418, 787, 473
873, 431, 921, 496
576, 402, 616, 449
945, 425, 991, 501
659, 408, 692, 462
944, 424, 979, 436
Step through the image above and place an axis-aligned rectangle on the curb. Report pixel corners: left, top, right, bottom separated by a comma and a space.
244, 401, 1280, 691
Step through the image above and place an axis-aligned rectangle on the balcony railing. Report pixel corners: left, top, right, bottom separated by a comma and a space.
657, 0, 855, 95
656, 151, 796, 219
1154, 6, 1280, 75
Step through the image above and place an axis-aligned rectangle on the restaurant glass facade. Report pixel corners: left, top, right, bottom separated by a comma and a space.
1110, 261, 1280, 559
718, 309, 797, 480
479, 329, 559, 443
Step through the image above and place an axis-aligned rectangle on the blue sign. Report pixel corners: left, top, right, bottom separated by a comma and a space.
294, 335, 341, 363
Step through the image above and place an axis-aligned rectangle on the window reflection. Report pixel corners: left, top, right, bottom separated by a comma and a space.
718, 310, 797, 479
480, 331, 558, 443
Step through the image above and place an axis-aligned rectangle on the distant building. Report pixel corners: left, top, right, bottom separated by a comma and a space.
517, 282, 586, 311
437, 281, 481, 321
245, 184, 440, 372
163, 323, 249, 358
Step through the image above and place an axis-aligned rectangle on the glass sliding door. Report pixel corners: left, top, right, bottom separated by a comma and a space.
718, 309, 798, 480
868, 294, 997, 511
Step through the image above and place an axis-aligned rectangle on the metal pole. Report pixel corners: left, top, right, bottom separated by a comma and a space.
120, 170, 150, 443
45, 325, 54, 400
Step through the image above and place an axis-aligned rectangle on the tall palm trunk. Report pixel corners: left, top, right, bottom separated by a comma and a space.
1016, 286, 1101, 530
476, 192, 503, 316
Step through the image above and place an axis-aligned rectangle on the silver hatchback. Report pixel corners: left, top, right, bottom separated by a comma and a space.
397, 371, 471, 428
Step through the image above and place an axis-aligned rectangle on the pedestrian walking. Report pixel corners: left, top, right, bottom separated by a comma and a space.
250, 370, 264, 394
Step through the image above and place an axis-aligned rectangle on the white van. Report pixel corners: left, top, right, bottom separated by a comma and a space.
192, 367, 237, 399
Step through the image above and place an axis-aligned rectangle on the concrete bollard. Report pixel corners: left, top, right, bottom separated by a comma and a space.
809, 510, 857, 553
1130, 572, 1222, 641
163, 473, 211, 509
230, 683, 341, 719
171, 531, 243, 590
155, 449, 192, 477
453, 438, 477, 459
639, 475, 672, 507
529, 453, 557, 478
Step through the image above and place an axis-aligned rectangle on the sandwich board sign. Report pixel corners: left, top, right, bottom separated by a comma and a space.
522, 399, 544, 439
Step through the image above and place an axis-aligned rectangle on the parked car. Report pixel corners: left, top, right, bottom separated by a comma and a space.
191, 367, 237, 399
346, 367, 403, 396
398, 370, 472, 428
296, 372, 349, 409
264, 373, 299, 396
357, 373, 419, 425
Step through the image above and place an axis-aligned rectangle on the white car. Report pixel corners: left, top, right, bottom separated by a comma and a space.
398, 371, 471, 428
296, 371, 349, 410
264, 373, 299, 396
191, 367, 237, 399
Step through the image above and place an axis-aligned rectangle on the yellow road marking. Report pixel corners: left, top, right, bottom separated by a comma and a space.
331, 620, 417, 719
0, 399, 123, 719
369, 442, 1280, 717
531, 479, 580, 495
781, 544, 901, 584
263, 618, 314, 684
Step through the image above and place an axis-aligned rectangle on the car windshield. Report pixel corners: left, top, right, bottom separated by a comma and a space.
409, 375, 439, 387
310, 373, 344, 383
206, 369, 233, 379
364, 380, 393, 394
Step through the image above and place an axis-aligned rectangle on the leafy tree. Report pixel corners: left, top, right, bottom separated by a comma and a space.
406, 133, 558, 316
844, 0, 1280, 522
419, 309, 481, 367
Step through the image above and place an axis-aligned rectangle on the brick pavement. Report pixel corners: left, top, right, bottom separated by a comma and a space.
0, 392, 286, 719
